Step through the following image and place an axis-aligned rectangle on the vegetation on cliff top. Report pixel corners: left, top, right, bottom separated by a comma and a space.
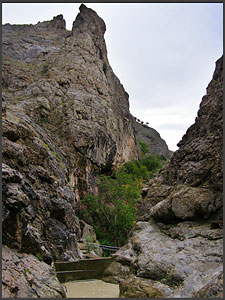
79, 142, 165, 246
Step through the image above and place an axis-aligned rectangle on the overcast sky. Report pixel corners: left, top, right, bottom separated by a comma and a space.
2, 3, 223, 151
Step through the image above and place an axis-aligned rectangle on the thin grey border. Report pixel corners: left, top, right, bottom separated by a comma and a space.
1, 1, 224, 300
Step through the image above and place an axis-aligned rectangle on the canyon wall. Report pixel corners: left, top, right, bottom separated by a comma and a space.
3, 4, 217, 298
103, 56, 223, 298
2, 4, 140, 266
2, 5, 144, 297
2, 4, 171, 267
138, 56, 223, 223
131, 115, 171, 159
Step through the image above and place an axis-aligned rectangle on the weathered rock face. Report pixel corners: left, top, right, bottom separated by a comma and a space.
138, 56, 223, 223
103, 56, 223, 298
131, 115, 171, 159
104, 220, 223, 298
2, 4, 141, 266
2, 245, 66, 298
119, 274, 173, 298
2, 6, 146, 296
1, 5, 139, 295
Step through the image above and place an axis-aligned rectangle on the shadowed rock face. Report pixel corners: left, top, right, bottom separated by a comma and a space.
103, 56, 223, 298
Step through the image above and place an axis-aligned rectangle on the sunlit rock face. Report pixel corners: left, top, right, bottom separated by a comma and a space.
2, 2, 171, 272
103, 56, 223, 298
104, 220, 223, 298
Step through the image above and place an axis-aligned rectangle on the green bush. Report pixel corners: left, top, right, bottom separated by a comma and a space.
81, 172, 139, 247
79, 153, 165, 247
141, 154, 163, 178
103, 62, 107, 74
120, 153, 164, 180
120, 161, 149, 181
139, 141, 150, 155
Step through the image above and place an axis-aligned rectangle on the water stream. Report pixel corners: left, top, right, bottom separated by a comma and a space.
65, 279, 119, 298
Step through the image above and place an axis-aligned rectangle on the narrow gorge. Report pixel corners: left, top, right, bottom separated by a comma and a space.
103, 56, 223, 298
2, 4, 223, 298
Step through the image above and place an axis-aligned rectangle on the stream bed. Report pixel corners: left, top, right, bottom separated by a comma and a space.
65, 279, 119, 298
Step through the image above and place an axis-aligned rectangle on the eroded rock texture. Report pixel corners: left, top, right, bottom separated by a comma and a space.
2, 245, 66, 298
103, 56, 223, 298
138, 56, 223, 223
2, 4, 145, 297
131, 116, 171, 159
2, 4, 140, 264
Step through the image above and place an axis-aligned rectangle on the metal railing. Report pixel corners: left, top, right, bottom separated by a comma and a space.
85, 242, 120, 257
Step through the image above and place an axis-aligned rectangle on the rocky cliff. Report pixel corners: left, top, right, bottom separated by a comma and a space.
103, 56, 223, 298
2, 4, 146, 297
2, 3, 216, 298
3, 3, 139, 260
138, 56, 223, 223
131, 116, 171, 159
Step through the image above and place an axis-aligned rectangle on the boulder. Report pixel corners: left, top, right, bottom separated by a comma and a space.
119, 275, 173, 298
2, 245, 66, 298
104, 220, 223, 297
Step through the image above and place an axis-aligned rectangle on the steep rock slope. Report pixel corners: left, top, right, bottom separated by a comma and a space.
1, 5, 144, 297
2, 6, 148, 297
2, 4, 141, 265
138, 56, 223, 222
131, 116, 171, 159
103, 56, 223, 298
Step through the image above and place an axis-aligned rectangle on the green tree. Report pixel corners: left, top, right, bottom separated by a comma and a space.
79, 153, 165, 247
81, 172, 140, 247
141, 154, 163, 177
139, 141, 150, 156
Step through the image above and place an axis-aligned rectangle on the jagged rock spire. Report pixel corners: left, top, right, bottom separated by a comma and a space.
51, 14, 66, 29
73, 4, 106, 35
72, 4, 108, 62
